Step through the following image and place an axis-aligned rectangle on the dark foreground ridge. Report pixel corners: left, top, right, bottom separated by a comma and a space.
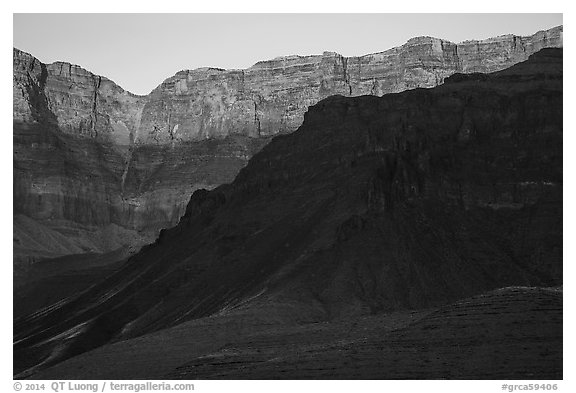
14, 48, 563, 379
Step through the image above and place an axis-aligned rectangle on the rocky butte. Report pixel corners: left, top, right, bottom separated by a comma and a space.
13, 25, 563, 265
14, 48, 563, 379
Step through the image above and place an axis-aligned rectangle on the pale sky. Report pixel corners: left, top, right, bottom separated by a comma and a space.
13, 14, 562, 96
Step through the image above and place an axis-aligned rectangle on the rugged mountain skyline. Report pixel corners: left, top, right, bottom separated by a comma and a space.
14, 25, 563, 143
14, 48, 563, 379
13, 25, 563, 265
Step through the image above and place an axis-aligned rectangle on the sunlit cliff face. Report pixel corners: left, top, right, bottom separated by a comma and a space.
12, 26, 563, 263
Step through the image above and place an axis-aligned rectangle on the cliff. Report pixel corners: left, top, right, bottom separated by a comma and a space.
14, 50, 266, 261
14, 49, 563, 378
13, 26, 563, 262
137, 25, 562, 143
13, 48, 146, 145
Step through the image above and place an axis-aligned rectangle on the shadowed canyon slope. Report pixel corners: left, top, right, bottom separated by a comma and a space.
13, 26, 562, 262
14, 48, 562, 379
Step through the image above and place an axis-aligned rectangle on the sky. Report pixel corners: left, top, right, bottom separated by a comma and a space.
13, 14, 562, 95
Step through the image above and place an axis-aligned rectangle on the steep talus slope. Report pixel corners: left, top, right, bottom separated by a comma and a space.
13, 214, 86, 267
13, 26, 562, 261
14, 48, 562, 378
14, 248, 132, 319
13, 121, 153, 262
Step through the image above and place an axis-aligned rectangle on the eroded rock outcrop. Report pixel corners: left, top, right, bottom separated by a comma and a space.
14, 49, 563, 378
137, 26, 562, 143
14, 48, 146, 145
13, 26, 563, 261
14, 50, 266, 261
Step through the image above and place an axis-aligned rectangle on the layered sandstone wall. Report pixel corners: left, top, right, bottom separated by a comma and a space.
13, 26, 563, 260
14, 48, 146, 146
14, 49, 563, 378
15, 26, 562, 147
136, 26, 562, 144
